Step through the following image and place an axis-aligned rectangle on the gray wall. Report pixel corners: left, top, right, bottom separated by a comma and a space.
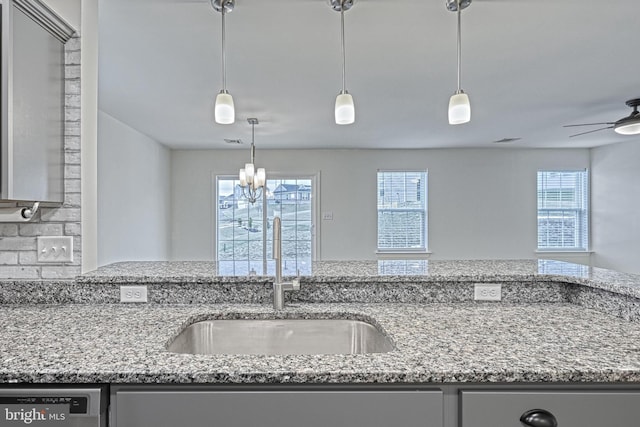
591, 139, 640, 274
171, 148, 591, 263
97, 111, 171, 266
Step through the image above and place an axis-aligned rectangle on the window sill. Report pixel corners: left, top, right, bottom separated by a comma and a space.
535, 250, 593, 254
376, 250, 432, 259
535, 250, 593, 257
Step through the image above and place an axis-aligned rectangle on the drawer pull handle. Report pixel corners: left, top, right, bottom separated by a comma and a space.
520, 409, 558, 427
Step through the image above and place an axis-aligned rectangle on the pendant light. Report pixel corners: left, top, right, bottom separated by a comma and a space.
239, 118, 266, 204
330, 0, 355, 125
212, 0, 235, 124
447, 0, 471, 125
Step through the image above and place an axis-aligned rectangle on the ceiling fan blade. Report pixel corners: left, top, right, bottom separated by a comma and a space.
563, 122, 615, 127
569, 126, 614, 138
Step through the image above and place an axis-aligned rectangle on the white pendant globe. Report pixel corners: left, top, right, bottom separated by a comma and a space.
335, 92, 355, 125
215, 92, 235, 124
448, 91, 471, 125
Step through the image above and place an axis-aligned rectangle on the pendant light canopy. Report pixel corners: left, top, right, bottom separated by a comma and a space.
330, 0, 355, 125
212, 0, 235, 124
447, 0, 471, 125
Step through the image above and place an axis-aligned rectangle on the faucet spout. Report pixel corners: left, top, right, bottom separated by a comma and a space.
273, 216, 282, 284
272, 216, 300, 310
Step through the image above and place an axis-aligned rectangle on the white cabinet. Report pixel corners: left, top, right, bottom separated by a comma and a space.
1, 0, 74, 203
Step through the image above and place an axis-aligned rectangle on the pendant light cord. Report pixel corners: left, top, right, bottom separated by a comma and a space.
456, 0, 462, 92
250, 123, 255, 163
221, 1, 227, 92
340, 0, 347, 94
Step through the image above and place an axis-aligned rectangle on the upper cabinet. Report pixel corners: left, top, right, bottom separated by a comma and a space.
1, 0, 74, 204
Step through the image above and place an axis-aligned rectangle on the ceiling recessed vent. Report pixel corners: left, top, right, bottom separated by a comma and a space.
493, 137, 521, 144
224, 139, 243, 144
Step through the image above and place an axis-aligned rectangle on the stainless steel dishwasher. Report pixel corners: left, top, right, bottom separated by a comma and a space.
0, 387, 106, 427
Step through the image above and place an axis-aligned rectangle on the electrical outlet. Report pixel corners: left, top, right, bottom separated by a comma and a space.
37, 236, 73, 263
120, 286, 148, 303
474, 283, 502, 301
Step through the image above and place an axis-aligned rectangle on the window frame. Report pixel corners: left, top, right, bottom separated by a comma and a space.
536, 169, 590, 252
376, 170, 429, 254
214, 172, 319, 275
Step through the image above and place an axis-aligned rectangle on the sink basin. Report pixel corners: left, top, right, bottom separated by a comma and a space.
166, 318, 394, 355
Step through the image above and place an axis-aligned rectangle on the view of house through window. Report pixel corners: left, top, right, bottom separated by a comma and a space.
377, 171, 428, 251
537, 170, 589, 251
217, 177, 313, 275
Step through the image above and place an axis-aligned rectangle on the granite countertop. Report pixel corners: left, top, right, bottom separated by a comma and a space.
77, 259, 640, 299
1, 302, 640, 384
2, 259, 640, 385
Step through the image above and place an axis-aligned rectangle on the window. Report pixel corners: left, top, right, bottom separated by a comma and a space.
216, 176, 314, 275
377, 171, 428, 252
537, 170, 589, 251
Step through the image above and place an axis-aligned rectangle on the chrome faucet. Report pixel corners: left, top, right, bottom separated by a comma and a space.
272, 216, 300, 310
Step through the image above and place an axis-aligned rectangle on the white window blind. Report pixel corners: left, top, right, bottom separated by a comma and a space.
537, 170, 589, 251
377, 171, 427, 251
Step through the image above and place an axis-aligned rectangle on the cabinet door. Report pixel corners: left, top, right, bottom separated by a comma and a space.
461, 390, 640, 427
114, 389, 443, 427
1, 1, 66, 203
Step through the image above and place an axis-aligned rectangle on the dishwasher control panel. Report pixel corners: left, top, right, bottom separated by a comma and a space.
0, 396, 88, 414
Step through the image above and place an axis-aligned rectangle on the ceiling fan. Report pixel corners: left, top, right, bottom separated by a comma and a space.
564, 98, 640, 138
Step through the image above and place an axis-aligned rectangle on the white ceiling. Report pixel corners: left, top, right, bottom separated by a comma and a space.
98, 0, 640, 150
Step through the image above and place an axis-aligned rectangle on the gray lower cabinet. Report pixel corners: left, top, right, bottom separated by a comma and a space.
112, 389, 443, 427
460, 390, 640, 427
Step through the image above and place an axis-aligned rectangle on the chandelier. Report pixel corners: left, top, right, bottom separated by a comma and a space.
239, 118, 265, 203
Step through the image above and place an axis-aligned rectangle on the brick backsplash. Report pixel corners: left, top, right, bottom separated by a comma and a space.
0, 35, 82, 280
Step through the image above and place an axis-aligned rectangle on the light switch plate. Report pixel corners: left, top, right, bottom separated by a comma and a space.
322, 212, 333, 220
37, 236, 73, 263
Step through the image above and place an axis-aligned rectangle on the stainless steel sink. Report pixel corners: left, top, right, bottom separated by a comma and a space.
166, 318, 394, 355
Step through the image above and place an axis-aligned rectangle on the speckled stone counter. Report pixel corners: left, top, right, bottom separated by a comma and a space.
2, 260, 640, 385
76, 259, 640, 299
1, 303, 639, 384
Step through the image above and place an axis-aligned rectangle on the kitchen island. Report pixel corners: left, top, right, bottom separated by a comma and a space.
0, 302, 639, 384
2, 259, 640, 427
0, 259, 639, 384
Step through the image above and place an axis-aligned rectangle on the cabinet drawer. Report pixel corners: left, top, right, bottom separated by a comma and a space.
461, 390, 640, 427
114, 389, 443, 427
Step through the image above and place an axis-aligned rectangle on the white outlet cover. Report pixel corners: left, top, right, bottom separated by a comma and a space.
120, 286, 148, 303
474, 283, 502, 301
37, 236, 74, 263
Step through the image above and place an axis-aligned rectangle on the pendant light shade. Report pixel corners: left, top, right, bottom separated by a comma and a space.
448, 91, 470, 125
215, 91, 235, 124
335, 91, 355, 125
331, 0, 355, 125
447, 0, 471, 125
212, 0, 235, 124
